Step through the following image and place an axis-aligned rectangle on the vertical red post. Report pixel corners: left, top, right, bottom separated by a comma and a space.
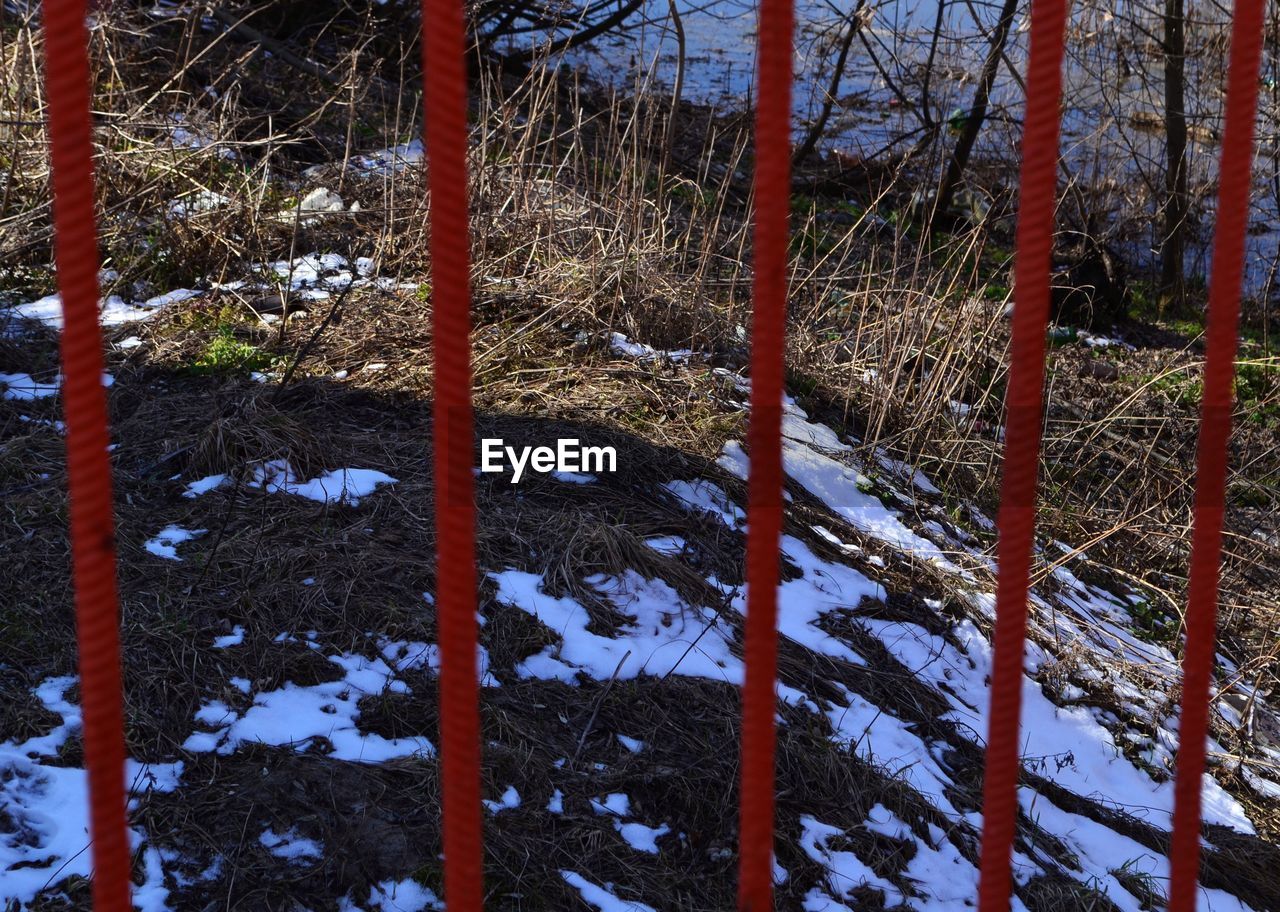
1167, 1, 1264, 908
40, 2, 132, 910
736, 0, 793, 906
420, 0, 484, 909
975, 0, 1067, 909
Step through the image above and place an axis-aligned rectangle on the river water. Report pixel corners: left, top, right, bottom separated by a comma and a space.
514, 0, 1280, 301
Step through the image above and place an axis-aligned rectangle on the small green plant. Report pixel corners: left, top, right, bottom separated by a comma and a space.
1127, 597, 1176, 644
192, 325, 275, 374
1167, 316, 1204, 339
1234, 360, 1280, 426
1146, 360, 1280, 423
1148, 371, 1203, 409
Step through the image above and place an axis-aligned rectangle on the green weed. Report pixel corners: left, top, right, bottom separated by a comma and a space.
191, 325, 276, 374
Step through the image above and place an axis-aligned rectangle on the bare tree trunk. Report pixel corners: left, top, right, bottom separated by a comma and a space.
1160, 0, 1188, 306
930, 0, 1019, 227
791, 0, 869, 166
660, 0, 686, 176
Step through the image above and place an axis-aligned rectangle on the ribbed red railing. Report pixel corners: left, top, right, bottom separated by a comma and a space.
40, 0, 1262, 909
736, 0, 794, 904
1166, 0, 1264, 908
421, 0, 485, 907
975, 0, 1068, 907
41, 2, 132, 910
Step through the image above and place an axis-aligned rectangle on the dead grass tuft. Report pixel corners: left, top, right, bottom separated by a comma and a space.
186, 391, 328, 479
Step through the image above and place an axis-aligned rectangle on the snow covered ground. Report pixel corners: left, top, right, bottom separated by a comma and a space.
2, 289, 1277, 909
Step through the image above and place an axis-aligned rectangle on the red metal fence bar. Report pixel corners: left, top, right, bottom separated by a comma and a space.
976, 0, 1068, 909
41, 1, 133, 910
420, 0, 485, 907
736, 0, 794, 905
1167, 0, 1264, 908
